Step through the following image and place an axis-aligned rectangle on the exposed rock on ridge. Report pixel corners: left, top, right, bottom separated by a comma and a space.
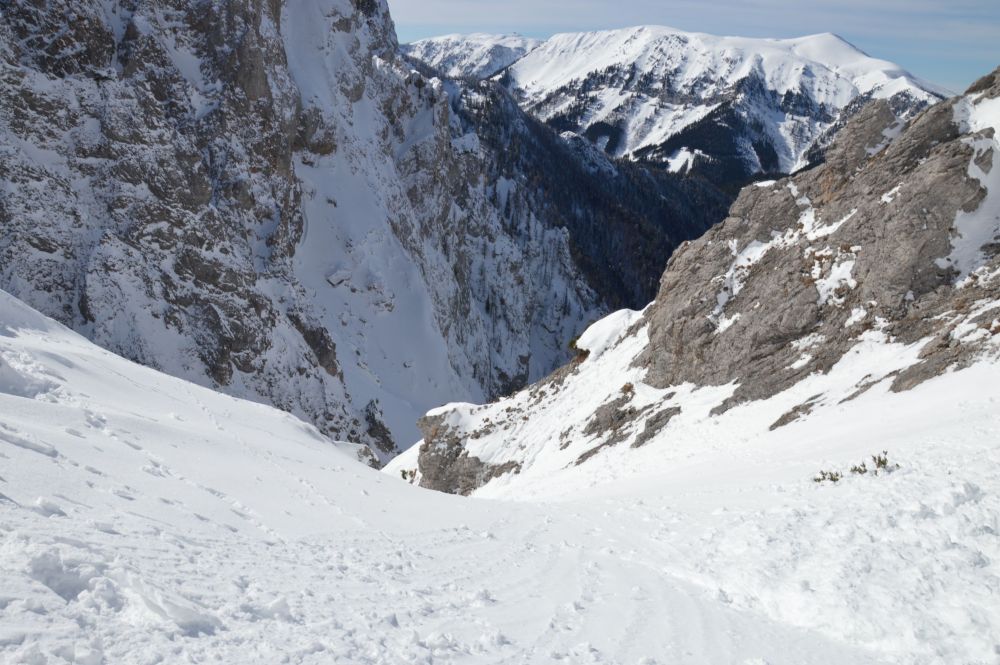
401, 67, 1000, 493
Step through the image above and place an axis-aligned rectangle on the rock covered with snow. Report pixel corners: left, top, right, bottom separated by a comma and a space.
403, 67, 1000, 495
0, 1, 721, 461
385, 78, 1000, 661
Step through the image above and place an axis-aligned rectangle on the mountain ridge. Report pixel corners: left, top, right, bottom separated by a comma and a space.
407, 26, 947, 182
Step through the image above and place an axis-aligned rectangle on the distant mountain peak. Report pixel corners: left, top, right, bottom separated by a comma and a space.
406, 25, 946, 178
402, 33, 543, 79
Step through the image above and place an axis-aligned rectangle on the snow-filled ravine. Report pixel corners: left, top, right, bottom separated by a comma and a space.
1, 289, 999, 664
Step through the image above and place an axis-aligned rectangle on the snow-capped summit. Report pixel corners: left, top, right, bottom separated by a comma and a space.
402, 33, 542, 80
407, 26, 948, 178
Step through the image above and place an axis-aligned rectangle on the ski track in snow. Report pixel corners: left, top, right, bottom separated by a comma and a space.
1, 292, 999, 665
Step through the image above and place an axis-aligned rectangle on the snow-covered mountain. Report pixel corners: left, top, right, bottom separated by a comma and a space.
392, 68, 1000, 498
408, 27, 948, 181
402, 33, 542, 80
0, 1, 722, 462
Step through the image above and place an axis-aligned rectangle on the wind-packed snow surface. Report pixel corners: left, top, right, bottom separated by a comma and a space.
3, 276, 1000, 664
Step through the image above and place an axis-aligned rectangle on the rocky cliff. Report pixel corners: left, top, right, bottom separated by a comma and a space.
0, 1, 721, 461
395, 67, 1000, 494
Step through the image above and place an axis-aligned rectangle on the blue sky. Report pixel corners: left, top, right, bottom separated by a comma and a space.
387, 0, 1000, 93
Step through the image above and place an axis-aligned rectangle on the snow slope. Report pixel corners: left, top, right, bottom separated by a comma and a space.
508, 27, 946, 171
395, 76, 1000, 499
0, 292, 909, 665
403, 33, 542, 79
2, 287, 998, 662
510, 28, 946, 110
384, 79, 1000, 662
387, 310, 1000, 663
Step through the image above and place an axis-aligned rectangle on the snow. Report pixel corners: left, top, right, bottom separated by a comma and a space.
788, 353, 813, 370
845, 306, 869, 327
665, 147, 706, 173
881, 184, 903, 204
716, 313, 742, 334
275, 1, 599, 453
575, 308, 644, 360
807, 208, 858, 240
0, 289, 948, 664
815, 258, 858, 306
713, 239, 772, 318
712, 185, 853, 321
496, 25, 943, 169
391, 288, 1000, 662
868, 119, 907, 156
1, 245, 998, 664
403, 33, 543, 80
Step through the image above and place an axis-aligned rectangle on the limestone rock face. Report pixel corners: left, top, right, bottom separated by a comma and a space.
0, 0, 721, 461
402, 68, 1000, 493
415, 412, 522, 496
1, 0, 371, 455
638, 80, 996, 408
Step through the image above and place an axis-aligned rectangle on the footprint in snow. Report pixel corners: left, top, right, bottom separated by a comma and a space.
33, 497, 66, 517
88, 520, 120, 535
54, 493, 91, 509
111, 488, 136, 501
0, 429, 58, 458
84, 411, 107, 428
197, 485, 226, 499
142, 461, 171, 478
